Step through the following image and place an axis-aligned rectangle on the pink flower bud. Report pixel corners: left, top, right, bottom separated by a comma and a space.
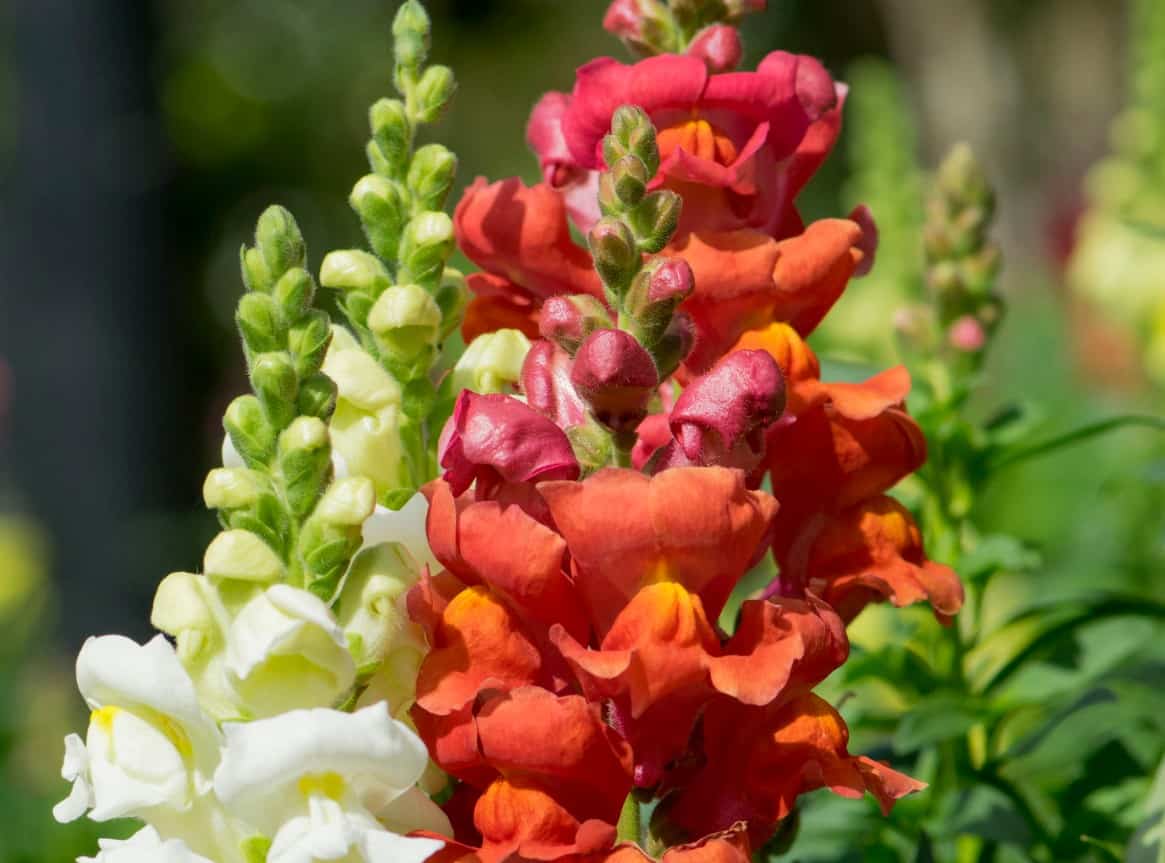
570, 329, 659, 433
686, 25, 743, 73
522, 340, 590, 429
438, 391, 580, 497
665, 350, 785, 472
948, 315, 987, 353
539, 294, 612, 355
603, 0, 646, 41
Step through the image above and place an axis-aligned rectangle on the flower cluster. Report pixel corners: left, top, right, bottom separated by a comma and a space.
53, 2, 963, 861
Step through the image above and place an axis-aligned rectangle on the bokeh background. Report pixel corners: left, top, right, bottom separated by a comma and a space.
0, 0, 1162, 860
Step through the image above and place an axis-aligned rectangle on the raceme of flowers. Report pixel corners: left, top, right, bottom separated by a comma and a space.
53, 2, 962, 862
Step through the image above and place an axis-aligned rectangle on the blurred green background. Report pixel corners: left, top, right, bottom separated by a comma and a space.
0, 0, 1161, 860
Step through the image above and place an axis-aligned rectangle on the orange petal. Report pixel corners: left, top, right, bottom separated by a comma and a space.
462, 273, 542, 342
540, 467, 778, 637
414, 586, 545, 716
803, 495, 964, 622
474, 777, 617, 863
770, 218, 863, 336
475, 688, 633, 824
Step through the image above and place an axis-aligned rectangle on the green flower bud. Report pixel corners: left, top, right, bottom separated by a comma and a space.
370, 98, 411, 174
599, 155, 648, 215
588, 217, 640, 292
320, 250, 392, 296
434, 268, 469, 338
204, 529, 285, 582
399, 211, 455, 291
604, 105, 660, 177
236, 292, 283, 355
567, 419, 615, 475
250, 352, 299, 428
225, 395, 276, 466
288, 310, 333, 378
278, 417, 332, 518
350, 174, 409, 263
272, 267, 315, 320
413, 65, 456, 124
315, 476, 376, 527
297, 372, 339, 420
407, 143, 458, 212
392, 0, 431, 68
368, 284, 442, 361
203, 467, 267, 511
255, 205, 306, 279
241, 245, 273, 294
452, 329, 532, 394
630, 189, 682, 254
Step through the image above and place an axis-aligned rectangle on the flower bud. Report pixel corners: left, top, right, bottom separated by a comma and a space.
794, 55, 838, 120
588, 217, 640, 291
400, 211, 455, 290
570, 329, 659, 433
848, 203, 879, 278
335, 543, 425, 673
604, 105, 660, 177
603, 0, 647, 41
236, 292, 283, 355
368, 284, 442, 362
539, 294, 612, 354
350, 174, 408, 263
452, 329, 531, 394
624, 257, 695, 346
599, 155, 649, 215
407, 143, 458, 212
250, 351, 298, 427
414, 65, 456, 124
254, 205, 306, 279
434, 267, 468, 338
667, 349, 785, 472
203, 468, 267, 511
650, 310, 695, 379
240, 246, 273, 294
629, 189, 682, 254
370, 98, 410, 174
277, 417, 332, 518
203, 529, 285, 583
224, 394, 276, 466
297, 372, 338, 420
272, 267, 314, 320
439, 391, 580, 496
314, 476, 377, 527
948, 315, 987, 353
392, 0, 431, 68
320, 249, 392, 296
522, 341, 589, 429
686, 25, 743, 73
151, 572, 217, 643
287, 309, 333, 378
566, 418, 616, 475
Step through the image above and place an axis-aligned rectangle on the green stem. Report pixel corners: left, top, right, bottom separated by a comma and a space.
987, 414, 1165, 471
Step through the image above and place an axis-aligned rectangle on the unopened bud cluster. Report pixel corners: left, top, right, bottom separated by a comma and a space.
897, 144, 1002, 367
602, 0, 761, 69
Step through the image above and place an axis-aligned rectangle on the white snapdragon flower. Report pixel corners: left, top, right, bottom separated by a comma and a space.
214, 703, 449, 863
225, 584, 356, 718
79, 826, 215, 863
359, 493, 440, 577
53, 635, 220, 825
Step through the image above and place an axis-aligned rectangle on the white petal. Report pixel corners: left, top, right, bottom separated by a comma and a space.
86, 711, 189, 820
75, 635, 203, 726
361, 830, 444, 863
53, 735, 93, 822
77, 826, 216, 863
371, 785, 452, 837
214, 703, 427, 832
360, 495, 440, 576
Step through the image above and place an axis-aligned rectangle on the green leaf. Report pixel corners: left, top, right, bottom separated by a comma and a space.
893, 693, 986, 753
959, 534, 1041, 582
